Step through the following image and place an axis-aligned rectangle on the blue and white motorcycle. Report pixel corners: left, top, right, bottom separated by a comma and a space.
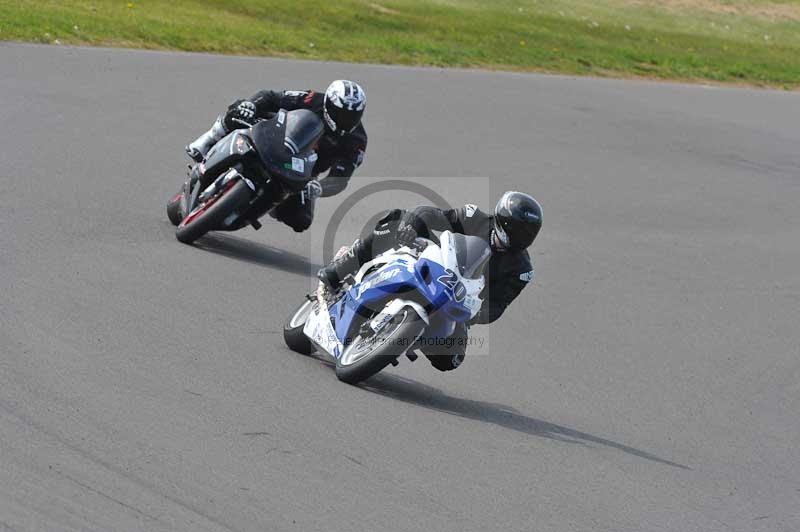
283, 231, 491, 384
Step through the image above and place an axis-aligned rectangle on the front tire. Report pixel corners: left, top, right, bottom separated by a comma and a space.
335, 307, 425, 385
175, 179, 251, 244
284, 299, 315, 355
166, 192, 183, 226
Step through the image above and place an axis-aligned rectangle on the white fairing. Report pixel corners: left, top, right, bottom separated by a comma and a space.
463, 285, 484, 318
303, 304, 344, 358
417, 240, 443, 268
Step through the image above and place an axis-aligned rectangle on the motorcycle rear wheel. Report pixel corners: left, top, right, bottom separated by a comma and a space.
284, 299, 315, 355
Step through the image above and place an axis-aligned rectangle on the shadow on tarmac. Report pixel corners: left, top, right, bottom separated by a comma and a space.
194, 233, 322, 276
360, 373, 691, 470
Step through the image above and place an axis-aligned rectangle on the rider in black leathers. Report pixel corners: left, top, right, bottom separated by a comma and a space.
185, 80, 367, 232
318, 192, 542, 372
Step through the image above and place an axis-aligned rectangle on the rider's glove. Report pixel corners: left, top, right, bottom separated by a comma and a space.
395, 220, 418, 247
301, 179, 322, 204
226, 100, 257, 129
236, 100, 256, 120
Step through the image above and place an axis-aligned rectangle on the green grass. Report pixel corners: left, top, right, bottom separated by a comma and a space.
2, 0, 799, 88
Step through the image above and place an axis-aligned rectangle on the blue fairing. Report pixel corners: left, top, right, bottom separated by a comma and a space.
328, 255, 474, 349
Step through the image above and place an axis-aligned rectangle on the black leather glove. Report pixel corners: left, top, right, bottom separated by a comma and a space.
225, 100, 257, 129
301, 180, 322, 204
395, 219, 418, 247
235, 100, 256, 120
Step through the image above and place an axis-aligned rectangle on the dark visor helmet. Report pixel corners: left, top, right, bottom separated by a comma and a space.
323, 80, 366, 136
493, 191, 542, 251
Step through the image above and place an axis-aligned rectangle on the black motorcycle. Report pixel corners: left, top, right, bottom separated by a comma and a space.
166, 109, 323, 244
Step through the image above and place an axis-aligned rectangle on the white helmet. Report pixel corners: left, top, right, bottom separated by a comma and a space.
323, 80, 366, 136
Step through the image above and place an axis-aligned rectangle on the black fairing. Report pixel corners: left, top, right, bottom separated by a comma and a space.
249, 109, 323, 191
200, 131, 252, 184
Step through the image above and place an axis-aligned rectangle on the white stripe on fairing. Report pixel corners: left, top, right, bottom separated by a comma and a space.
284, 137, 299, 155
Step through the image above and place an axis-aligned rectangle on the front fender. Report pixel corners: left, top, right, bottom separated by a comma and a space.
368, 299, 429, 334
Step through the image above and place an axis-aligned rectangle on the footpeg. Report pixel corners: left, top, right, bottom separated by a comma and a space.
250, 219, 262, 230
390, 359, 399, 367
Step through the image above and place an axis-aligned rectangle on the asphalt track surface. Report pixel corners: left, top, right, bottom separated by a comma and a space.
2, 42, 800, 532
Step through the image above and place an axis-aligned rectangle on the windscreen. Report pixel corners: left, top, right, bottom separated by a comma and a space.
249, 109, 323, 186
283, 109, 324, 155
449, 233, 492, 280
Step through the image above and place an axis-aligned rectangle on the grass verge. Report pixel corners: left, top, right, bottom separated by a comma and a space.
1, 0, 799, 88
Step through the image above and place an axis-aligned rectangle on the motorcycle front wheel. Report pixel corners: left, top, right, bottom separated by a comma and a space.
166, 191, 183, 226
335, 306, 425, 385
175, 179, 251, 244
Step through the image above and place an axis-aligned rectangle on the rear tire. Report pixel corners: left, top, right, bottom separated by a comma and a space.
175, 179, 251, 244
166, 192, 183, 226
335, 307, 425, 385
283, 299, 315, 355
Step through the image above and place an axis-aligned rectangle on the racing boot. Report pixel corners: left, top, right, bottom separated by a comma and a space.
317, 239, 366, 292
185, 116, 227, 162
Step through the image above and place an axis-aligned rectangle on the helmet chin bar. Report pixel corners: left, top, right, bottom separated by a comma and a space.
322, 105, 337, 133
492, 225, 510, 251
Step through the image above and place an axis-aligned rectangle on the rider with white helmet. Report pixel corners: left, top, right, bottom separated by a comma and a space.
185, 80, 367, 232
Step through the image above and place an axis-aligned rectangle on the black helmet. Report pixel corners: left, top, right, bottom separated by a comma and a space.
323, 80, 366, 136
493, 191, 542, 251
